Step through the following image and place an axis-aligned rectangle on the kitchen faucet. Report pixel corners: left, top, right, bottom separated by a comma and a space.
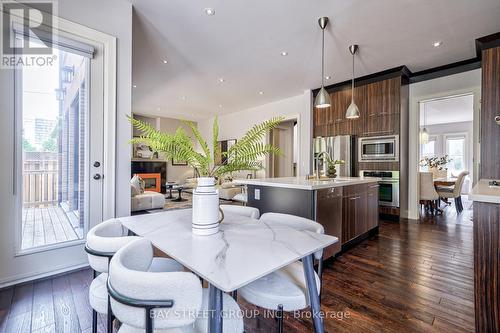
314, 151, 330, 180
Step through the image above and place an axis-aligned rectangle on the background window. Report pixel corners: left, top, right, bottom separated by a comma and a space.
445, 135, 466, 176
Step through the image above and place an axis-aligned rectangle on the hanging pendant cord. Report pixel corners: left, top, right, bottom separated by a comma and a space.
321, 28, 325, 87
351, 51, 355, 102
424, 103, 427, 127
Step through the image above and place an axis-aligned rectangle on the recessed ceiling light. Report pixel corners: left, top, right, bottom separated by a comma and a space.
259, 91, 264, 95
162, 59, 168, 64
280, 51, 288, 56
133, 84, 137, 88
219, 78, 225, 83
325, 76, 331, 80
433, 41, 443, 47
205, 8, 215, 16
218, 104, 223, 108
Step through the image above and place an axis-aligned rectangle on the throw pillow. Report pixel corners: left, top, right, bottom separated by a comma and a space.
130, 175, 142, 195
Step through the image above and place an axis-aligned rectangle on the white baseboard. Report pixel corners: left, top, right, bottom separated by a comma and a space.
0, 263, 90, 289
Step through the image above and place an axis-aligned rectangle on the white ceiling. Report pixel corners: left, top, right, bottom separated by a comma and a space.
420, 94, 474, 125
130, 0, 500, 120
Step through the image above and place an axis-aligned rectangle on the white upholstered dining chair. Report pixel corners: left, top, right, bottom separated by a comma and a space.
86, 218, 184, 333
419, 172, 440, 215
108, 238, 244, 333
436, 171, 469, 213
219, 204, 260, 219
237, 213, 324, 333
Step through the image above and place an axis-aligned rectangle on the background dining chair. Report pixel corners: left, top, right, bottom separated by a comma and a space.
86, 218, 183, 333
419, 172, 440, 215
436, 171, 469, 213
220, 204, 260, 219
237, 213, 324, 333
109, 238, 244, 333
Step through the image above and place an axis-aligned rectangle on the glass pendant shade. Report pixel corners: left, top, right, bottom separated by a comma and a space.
346, 44, 360, 119
315, 87, 331, 108
420, 128, 429, 144
346, 101, 360, 119
315, 17, 331, 109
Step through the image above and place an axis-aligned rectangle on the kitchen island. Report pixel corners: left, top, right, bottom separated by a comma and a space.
470, 179, 500, 332
236, 176, 380, 258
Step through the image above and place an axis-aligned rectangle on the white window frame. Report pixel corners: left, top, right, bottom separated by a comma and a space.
11, 10, 116, 255
443, 132, 468, 176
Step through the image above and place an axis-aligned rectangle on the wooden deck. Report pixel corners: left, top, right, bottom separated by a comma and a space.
21, 206, 84, 250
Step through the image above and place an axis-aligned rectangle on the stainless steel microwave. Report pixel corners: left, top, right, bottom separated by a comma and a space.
358, 135, 399, 162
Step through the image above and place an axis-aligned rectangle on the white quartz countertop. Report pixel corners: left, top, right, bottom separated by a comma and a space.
235, 176, 380, 190
469, 179, 500, 204
119, 209, 338, 292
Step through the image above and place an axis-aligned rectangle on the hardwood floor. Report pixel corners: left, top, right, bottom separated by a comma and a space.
1, 209, 474, 333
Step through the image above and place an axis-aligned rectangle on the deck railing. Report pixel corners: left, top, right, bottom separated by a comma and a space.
23, 159, 59, 207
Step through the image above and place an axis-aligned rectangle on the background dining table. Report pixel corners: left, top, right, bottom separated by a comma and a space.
119, 209, 338, 333
433, 177, 457, 187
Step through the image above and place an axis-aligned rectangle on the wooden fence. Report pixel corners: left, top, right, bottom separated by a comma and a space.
23, 160, 59, 207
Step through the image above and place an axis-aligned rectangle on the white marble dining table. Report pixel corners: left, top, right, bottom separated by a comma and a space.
119, 209, 338, 333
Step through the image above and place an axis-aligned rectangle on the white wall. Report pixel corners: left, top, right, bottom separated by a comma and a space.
198, 91, 313, 177
0, 0, 132, 286
420, 121, 474, 192
408, 69, 481, 219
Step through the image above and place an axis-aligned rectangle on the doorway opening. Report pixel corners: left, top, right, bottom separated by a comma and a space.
268, 119, 297, 177
418, 93, 474, 221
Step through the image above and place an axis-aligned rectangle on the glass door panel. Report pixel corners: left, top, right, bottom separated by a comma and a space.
20, 43, 90, 250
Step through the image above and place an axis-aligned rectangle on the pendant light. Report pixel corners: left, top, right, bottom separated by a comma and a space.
346, 44, 360, 119
420, 102, 429, 144
314, 17, 331, 109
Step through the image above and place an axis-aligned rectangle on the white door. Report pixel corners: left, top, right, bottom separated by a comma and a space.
14, 32, 104, 256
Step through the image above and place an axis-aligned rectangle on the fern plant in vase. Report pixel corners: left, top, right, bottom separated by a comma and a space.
128, 115, 284, 235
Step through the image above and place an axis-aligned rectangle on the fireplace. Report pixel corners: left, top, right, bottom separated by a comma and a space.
134, 173, 161, 192
131, 161, 167, 193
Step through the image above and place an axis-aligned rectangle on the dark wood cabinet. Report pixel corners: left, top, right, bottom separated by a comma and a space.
364, 78, 401, 136
342, 183, 378, 244
316, 187, 343, 258
313, 77, 401, 138
480, 46, 500, 179
367, 184, 379, 229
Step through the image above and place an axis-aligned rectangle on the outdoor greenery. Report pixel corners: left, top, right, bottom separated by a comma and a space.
128, 115, 284, 178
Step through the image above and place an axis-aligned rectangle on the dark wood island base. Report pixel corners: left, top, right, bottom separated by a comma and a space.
474, 201, 500, 332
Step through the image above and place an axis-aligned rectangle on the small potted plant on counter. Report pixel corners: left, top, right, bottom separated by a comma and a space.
325, 156, 345, 178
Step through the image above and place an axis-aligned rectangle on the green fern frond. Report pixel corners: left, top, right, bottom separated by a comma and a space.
128, 115, 283, 178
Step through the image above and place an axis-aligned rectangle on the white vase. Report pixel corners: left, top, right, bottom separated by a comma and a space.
192, 177, 220, 236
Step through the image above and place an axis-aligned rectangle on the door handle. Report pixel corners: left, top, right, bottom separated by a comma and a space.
93, 174, 102, 180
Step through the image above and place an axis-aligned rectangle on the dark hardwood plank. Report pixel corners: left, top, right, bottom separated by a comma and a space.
6, 283, 33, 333
31, 279, 55, 332
0, 288, 14, 333
52, 276, 81, 333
